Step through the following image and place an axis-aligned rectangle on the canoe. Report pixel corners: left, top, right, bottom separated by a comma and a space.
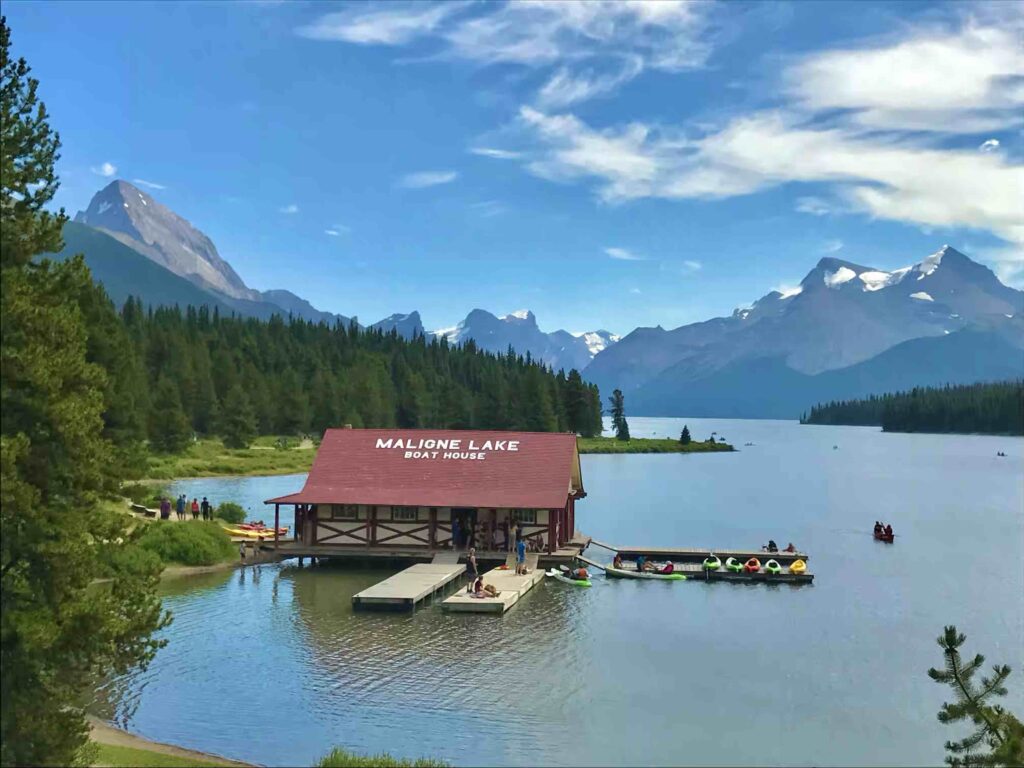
604, 566, 686, 581
765, 559, 781, 574
702, 555, 722, 571
873, 531, 895, 543
725, 557, 743, 573
789, 559, 807, 574
545, 569, 592, 587
743, 557, 761, 573
225, 526, 288, 539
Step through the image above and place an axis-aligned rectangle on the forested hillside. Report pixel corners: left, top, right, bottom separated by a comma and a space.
80, 293, 605, 458
801, 381, 1023, 435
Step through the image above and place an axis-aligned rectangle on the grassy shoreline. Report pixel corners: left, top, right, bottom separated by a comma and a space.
142, 434, 735, 482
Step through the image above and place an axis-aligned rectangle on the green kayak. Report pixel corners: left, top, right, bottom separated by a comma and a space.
725, 557, 743, 573
546, 569, 592, 587
604, 566, 686, 581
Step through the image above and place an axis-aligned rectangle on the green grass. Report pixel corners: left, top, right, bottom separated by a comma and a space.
144, 437, 315, 480
137, 520, 236, 566
91, 742, 224, 767
577, 436, 735, 454
316, 747, 448, 767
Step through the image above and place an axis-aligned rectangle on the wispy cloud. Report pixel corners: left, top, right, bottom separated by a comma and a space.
469, 147, 521, 160
296, 3, 466, 45
470, 200, 506, 218
605, 246, 644, 261
279, 203, 299, 214
297, 1, 713, 105
979, 138, 1000, 152
397, 170, 458, 189
629, 287, 642, 294
822, 239, 844, 254
683, 259, 702, 271
795, 196, 833, 216
91, 162, 117, 178
132, 178, 166, 190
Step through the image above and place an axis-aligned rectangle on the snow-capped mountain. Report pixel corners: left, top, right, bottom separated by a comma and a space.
431, 309, 618, 372
72, 181, 351, 324
585, 246, 1023, 417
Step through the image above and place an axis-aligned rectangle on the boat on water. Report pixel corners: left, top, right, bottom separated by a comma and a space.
725, 557, 743, 572
703, 554, 722, 571
604, 566, 686, 581
764, 559, 781, 574
743, 557, 761, 573
546, 569, 592, 587
874, 530, 895, 543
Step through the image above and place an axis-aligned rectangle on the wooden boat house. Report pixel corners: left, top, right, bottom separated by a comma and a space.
265, 428, 585, 558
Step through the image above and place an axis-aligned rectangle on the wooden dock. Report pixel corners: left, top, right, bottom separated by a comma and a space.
598, 544, 809, 566
442, 554, 543, 614
352, 562, 466, 610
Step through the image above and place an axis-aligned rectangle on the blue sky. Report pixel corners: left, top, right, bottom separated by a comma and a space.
6, 0, 1022, 335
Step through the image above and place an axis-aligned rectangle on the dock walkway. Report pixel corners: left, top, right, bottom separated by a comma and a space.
352, 562, 466, 610
442, 554, 543, 614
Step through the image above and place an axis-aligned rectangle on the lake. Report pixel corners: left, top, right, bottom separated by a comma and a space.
98, 418, 1024, 766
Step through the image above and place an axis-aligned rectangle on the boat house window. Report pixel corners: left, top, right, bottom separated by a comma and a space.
513, 509, 537, 524
392, 506, 418, 521
331, 504, 358, 520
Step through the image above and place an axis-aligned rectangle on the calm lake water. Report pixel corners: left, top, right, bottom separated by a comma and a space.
97, 418, 1024, 767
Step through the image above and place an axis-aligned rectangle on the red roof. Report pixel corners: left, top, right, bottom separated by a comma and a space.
266, 429, 583, 510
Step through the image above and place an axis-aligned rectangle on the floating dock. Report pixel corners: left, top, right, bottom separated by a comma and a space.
590, 540, 809, 566
583, 558, 813, 585
352, 561, 466, 610
442, 554, 543, 614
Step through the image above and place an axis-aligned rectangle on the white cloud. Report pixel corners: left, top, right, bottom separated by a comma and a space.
279, 203, 299, 214
979, 138, 1000, 152
822, 239, 844, 253
774, 283, 804, 299
683, 259, 702, 271
470, 200, 505, 217
605, 246, 644, 261
132, 178, 166, 190
469, 147, 522, 159
397, 170, 458, 189
91, 162, 117, 178
785, 23, 1024, 133
629, 287, 642, 294
298, 1, 712, 104
795, 196, 833, 216
296, 3, 466, 44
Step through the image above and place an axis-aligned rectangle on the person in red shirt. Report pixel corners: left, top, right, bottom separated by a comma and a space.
190, 498, 200, 520
658, 561, 674, 575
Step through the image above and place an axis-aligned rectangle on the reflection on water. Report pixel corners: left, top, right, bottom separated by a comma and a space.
107, 419, 1023, 767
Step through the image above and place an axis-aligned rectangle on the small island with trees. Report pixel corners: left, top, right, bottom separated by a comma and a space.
801, 381, 1023, 436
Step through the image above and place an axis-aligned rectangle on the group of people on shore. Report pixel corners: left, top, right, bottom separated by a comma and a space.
159, 494, 213, 522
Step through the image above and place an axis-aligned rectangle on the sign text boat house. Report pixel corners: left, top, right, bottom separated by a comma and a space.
265, 428, 587, 562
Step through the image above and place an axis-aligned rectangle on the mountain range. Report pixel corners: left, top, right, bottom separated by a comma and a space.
55, 181, 1023, 419
585, 246, 1023, 417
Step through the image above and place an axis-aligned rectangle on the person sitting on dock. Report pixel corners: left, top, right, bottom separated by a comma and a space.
765, 540, 778, 553
783, 542, 797, 553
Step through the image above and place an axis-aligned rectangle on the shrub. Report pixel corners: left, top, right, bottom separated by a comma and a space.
316, 747, 448, 768
138, 521, 235, 566
98, 544, 164, 578
215, 502, 246, 525
274, 437, 293, 451
121, 482, 167, 506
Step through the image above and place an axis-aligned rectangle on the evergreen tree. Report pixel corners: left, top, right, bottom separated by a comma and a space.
221, 384, 257, 449
609, 388, 630, 441
563, 369, 593, 435
928, 625, 1024, 767
679, 425, 691, 445
148, 375, 191, 453
1, 18, 166, 764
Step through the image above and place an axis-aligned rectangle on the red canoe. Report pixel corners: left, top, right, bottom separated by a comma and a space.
873, 531, 895, 543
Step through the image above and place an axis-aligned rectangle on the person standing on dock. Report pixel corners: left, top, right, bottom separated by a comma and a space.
466, 547, 478, 593
516, 535, 526, 574
451, 517, 461, 550
239, 542, 246, 563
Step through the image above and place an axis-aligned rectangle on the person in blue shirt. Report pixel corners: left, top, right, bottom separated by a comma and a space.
516, 536, 526, 574
635, 555, 647, 573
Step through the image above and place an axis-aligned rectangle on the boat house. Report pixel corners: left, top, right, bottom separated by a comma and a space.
265, 428, 586, 559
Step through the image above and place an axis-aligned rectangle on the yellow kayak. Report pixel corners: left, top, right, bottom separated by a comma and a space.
224, 526, 288, 539
789, 559, 807, 574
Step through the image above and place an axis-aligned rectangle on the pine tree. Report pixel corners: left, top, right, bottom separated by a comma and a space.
563, 369, 592, 435
1, 18, 166, 765
928, 625, 1024, 767
221, 384, 257, 449
609, 388, 630, 441
679, 425, 691, 445
148, 375, 191, 452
